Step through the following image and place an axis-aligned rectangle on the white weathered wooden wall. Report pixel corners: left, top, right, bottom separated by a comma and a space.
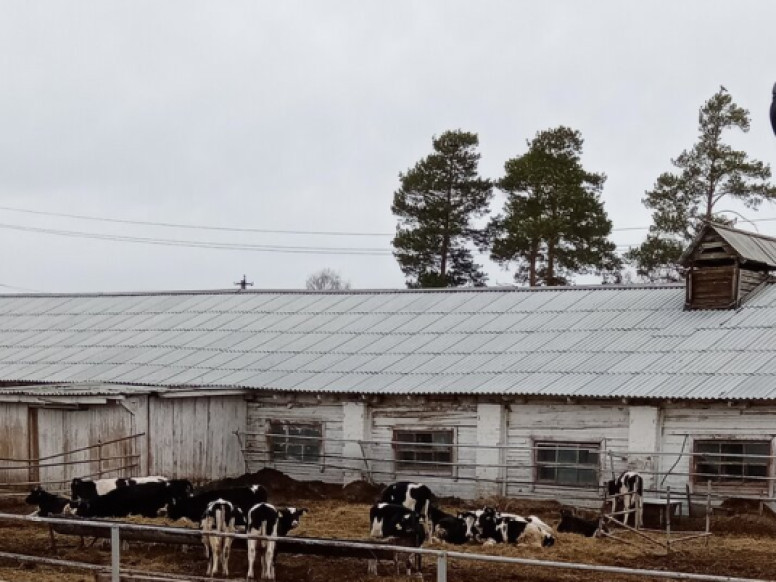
661, 403, 776, 499
506, 401, 630, 505
0, 403, 29, 485
148, 395, 246, 482
244, 394, 345, 483
367, 397, 479, 499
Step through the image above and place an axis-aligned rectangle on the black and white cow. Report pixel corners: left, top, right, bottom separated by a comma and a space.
25, 487, 71, 516
70, 475, 169, 501
457, 507, 495, 542
246, 503, 307, 581
380, 482, 434, 536
606, 470, 644, 529
459, 507, 554, 547
368, 502, 425, 576
201, 499, 240, 577
557, 508, 605, 537
166, 484, 267, 524
72, 481, 182, 518
428, 506, 469, 544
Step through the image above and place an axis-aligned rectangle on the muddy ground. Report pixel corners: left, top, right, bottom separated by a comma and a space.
1, 474, 775, 581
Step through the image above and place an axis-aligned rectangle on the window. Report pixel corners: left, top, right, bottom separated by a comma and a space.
693, 440, 771, 485
535, 442, 599, 486
393, 430, 454, 474
267, 421, 322, 463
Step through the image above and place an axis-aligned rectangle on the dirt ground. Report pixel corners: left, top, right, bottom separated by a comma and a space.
1, 480, 776, 582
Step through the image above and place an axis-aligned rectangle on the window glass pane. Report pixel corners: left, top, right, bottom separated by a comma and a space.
535, 442, 599, 487
558, 449, 577, 463
538, 466, 556, 481
268, 421, 322, 462
746, 443, 770, 456
694, 440, 771, 484
394, 430, 454, 474
537, 447, 556, 463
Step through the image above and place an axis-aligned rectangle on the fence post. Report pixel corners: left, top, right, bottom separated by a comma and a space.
97, 440, 103, 479
437, 551, 447, 582
110, 525, 120, 582
665, 486, 671, 554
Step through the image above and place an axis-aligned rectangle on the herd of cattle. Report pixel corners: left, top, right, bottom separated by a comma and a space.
22, 470, 644, 580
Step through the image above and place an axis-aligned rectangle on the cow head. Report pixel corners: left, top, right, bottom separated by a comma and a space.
25, 486, 45, 505
278, 507, 308, 536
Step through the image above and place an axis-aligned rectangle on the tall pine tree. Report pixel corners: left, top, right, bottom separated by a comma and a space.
629, 87, 776, 281
391, 130, 493, 288
485, 127, 619, 286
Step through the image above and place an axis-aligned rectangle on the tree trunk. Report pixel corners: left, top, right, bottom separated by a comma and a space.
529, 243, 538, 287
547, 239, 555, 285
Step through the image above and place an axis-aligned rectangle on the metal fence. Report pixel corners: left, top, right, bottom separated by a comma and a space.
238, 432, 776, 504
0, 512, 772, 582
0, 433, 143, 494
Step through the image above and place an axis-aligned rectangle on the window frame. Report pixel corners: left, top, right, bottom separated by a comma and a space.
691, 438, 772, 486
266, 420, 323, 464
392, 428, 456, 476
533, 440, 601, 487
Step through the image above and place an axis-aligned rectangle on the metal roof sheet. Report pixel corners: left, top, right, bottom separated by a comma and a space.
4, 284, 776, 400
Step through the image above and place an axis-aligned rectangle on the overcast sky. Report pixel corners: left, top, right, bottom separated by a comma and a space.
1, 1, 775, 293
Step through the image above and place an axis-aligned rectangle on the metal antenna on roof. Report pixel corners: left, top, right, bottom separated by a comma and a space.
234, 275, 253, 290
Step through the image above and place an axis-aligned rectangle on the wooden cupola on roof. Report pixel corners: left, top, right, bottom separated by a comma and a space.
679, 223, 776, 310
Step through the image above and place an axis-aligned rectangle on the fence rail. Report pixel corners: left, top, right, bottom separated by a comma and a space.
0, 513, 772, 582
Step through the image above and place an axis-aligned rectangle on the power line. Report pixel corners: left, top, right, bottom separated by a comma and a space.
0, 282, 43, 293
0, 222, 395, 256
0, 205, 395, 237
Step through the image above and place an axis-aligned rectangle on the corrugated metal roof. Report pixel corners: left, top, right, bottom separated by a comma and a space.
3, 283, 776, 400
680, 223, 776, 267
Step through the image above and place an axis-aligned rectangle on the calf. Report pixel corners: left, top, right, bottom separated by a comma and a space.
380, 481, 434, 536
607, 470, 644, 529
368, 502, 425, 576
72, 481, 179, 518
201, 499, 240, 577
428, 506, 469, 544
246, 503, 307, 581
557, 508, 605, 537
25, 487, 71, 516
166, 484, 267, 524
458, 507, 497, 542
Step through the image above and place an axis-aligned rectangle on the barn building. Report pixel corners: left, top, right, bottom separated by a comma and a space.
1, 223, 776, 506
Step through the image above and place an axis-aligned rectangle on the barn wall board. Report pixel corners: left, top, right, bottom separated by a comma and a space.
0, 403, 29, 485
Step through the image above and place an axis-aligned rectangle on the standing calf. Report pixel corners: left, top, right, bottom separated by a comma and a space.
380, 481, 434, 537
606, 470, 644, 529
368, 503, 425, 576
246, 503, 307, 581
201, 499, 239, 577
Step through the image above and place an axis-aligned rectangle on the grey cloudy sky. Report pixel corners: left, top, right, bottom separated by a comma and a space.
1, 1, 775, 293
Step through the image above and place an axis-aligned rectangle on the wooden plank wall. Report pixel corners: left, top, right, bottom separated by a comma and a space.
148, 395, 246, 483
661, 403, 776, 498
37, 401, 139, 487
367, 397, 478, 498
506, 402, 630, 504
244, 394, 345, 484
0, 403, 29, 485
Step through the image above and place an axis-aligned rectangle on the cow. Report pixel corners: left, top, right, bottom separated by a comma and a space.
368, 502, 425, 576
25, 487, 71, 517
70, 475, 170, 501
116, 475, 168, 487
557, 508, 605, 537
380, 481, 434, 537
457, 507, 496, 542
428, 506, 469, 544
201, 499, 240, 577
460, 508, 555, 547
165, 484, 267, 524
246, 503, 307, 581
606, 470, 644, 529
72, 481, 183, 518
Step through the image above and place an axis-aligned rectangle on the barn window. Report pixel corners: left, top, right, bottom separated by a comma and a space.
267, 421, 322, 463
535, 442, 599, 486
693, 440, 771, 484
393, 430, 454, 475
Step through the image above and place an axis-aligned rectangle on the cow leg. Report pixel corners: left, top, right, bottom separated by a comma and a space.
222, 532, 232, 576
247, 537, 258, 581
367, 558, 378, 576
636, 495, 643, 529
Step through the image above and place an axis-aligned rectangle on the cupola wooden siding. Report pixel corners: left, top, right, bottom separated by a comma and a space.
680, 224, 776, 310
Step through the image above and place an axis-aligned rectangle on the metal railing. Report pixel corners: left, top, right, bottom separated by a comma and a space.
0, 512, 772, 582
238, 431, 776, 504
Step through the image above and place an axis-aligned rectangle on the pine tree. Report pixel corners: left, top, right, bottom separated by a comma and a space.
629, 87, 776, 280
391, 130, 493, 288
485, 126, 619, 286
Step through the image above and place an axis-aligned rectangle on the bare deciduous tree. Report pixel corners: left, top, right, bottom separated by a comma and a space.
305, 268, 351, 290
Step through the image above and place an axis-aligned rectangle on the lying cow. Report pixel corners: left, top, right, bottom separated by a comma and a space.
460, 507, 555, 547
428, 506, 469, 544
25, 487, 71, 516
380, 481, 434, 536
557, 508, 605, 537
246, 503, 307, 581
202, 499, 240, 577
72, 481, 183, 518
166, 484, 267, 524
607, 470, 644, 529
368, 502, 425, 576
